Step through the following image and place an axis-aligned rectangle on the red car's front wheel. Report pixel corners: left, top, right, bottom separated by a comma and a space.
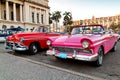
29, 43, 38, 55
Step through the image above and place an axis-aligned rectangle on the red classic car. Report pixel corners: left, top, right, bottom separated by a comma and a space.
5, 26, 64, 54
46, 25, 118, 66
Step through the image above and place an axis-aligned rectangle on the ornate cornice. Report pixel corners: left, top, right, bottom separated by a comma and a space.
24, 0, 50, 9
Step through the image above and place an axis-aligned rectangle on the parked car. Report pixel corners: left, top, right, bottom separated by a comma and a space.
106, 29, 119, 41
5, 26, 64, 54
117, 32, 120, 41
0, 27, 24, 42
0, 30, 12, 42
46, 24, 118, 67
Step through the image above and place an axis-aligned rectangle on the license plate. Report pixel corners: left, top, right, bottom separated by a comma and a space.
59, 53, 67, 59
8, 46, 13, 50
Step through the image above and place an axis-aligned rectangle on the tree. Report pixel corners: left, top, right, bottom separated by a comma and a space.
109, 22, 120, 31
63, 11, 73, 32
66, 25, 73, 35
117, 22, 120, 31
49, 13, 52, 32
51, 11, 61, 32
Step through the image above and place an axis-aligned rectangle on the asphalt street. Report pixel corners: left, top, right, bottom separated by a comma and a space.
0, 42, 94, 80
0, 42, 120, 80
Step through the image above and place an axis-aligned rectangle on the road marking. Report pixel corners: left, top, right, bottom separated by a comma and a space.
17, 56, 106, 80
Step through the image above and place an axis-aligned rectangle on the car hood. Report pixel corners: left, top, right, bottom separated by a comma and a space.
52, 34, 104, 47
15, 32, 43, 37
8, 32, 45, 42
8, 32, 63, 42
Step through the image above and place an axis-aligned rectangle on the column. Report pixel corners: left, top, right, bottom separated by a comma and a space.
43, 10, 46, 24
20, 5, 23, 22
23, 3, 30, 23
13, 3, 16, 21
6, 1, 9, 20
0, 1, 1, 20
45, 10, 49, 25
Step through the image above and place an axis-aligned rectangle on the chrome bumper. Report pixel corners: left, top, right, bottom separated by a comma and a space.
46, 50, 98, 61
5, 42, 28, 51
74, 54, 98, 61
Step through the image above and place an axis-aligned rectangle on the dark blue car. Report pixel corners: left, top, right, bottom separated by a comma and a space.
0, 30, 13, 36
0, 27, 25, 42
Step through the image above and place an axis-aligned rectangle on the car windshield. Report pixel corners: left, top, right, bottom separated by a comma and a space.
33, 27, 50, 33
71, 25, 104, 35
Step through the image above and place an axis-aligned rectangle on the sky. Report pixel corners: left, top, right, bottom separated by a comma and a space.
49, 0, 120, 22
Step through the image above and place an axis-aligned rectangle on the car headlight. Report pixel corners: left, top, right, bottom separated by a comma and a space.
20, 38, 24, 43
82, 41, 89, 48
46, 40, 51, 46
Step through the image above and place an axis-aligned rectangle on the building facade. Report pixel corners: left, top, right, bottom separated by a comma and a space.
0, 0, 49, 32
72, 15, 120, 29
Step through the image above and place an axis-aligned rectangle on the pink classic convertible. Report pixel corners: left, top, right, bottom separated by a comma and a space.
46, 25, 118, 66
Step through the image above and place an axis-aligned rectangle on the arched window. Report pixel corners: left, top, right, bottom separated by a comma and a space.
10, 25, 14, 28
37, 13, 39, 23
41, 14, 44, 24
32, 12, 34, 23
2, 25, 7, 30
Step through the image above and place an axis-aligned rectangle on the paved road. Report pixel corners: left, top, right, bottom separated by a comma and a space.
0, 52, 95, 80
0, 43, 95, 80
0, 42, 120, 80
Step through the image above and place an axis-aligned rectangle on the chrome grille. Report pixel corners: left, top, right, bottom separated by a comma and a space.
54, 47, 90, 53
6, 42, 14, 49
54, 47, 74, 53
7, 42, 14, 47
7, 42, 20, 48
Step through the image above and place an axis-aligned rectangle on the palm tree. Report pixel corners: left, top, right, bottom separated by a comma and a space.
63, 12, 73, 26
63, 11, 73, 33
49, 13, 53, 32
51, 11, 61, 32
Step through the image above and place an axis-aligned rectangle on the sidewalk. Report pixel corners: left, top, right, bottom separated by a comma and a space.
0, 52, 94, 80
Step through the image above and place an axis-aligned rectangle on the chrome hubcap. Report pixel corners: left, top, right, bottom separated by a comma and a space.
98, 49, 103, 65
33, 45, 37, 53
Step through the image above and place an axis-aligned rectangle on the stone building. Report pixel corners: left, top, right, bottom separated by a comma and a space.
72, 14, 120, 29
0, 0, 49, 32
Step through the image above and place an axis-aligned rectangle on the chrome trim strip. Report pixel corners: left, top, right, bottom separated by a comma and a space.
75, 54, 98, 61
55, 54, 98, 61
5, 42, 28, 51
46, 49, 98, 62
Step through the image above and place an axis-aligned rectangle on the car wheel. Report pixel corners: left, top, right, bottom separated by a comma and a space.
94, 47, 104, 67
111, 43, 117, 52
29, 43, 38, 55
